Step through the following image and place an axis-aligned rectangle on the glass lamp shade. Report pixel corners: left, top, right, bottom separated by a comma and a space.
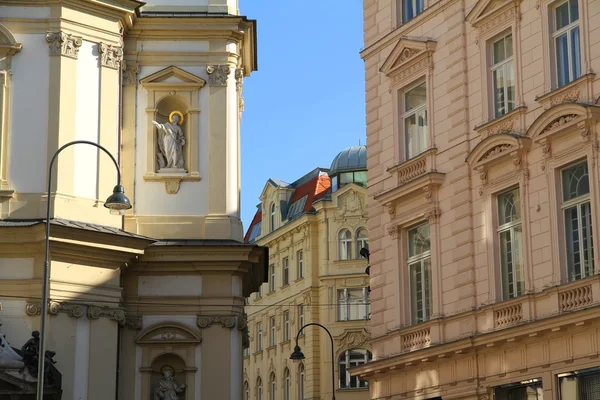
290, 345, 305, 362
104, 185, 132, 212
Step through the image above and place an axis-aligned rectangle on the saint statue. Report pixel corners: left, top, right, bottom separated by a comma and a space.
154, 367, 186, 400
153, 111, 186, 171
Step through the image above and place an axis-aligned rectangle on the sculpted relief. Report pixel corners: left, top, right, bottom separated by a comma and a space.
153, 111, 186, 172
154, 367, 186, 400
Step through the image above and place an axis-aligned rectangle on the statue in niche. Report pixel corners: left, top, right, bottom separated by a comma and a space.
154, 366, 186, 400
153, 110, 186, 171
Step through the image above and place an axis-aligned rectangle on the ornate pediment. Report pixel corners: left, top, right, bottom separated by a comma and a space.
380, 37, 436, 87
334, 186, 367, 220
140, 65, 206, 89
335, 330, 371, 352
466, 133, 531, 169
466, 0, 520, 30
136, 321, 202, 345
0, 23, 21, 59
527, 103, 600, 142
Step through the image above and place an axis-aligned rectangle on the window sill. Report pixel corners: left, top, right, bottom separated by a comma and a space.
337, 387, 370, 392
281, 284, 290, 289
280, 339, 291, 346
267, 345, 277, 351
294, 277, 305, 283
535, 73, 595, 109
337, 318, 371, 323
474, 106, 527, 137
267, 290, 275, 296
253, 350, 263, 356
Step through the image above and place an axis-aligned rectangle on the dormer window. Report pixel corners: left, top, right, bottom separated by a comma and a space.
329, 146, 367, 193
270, 203, 276, 232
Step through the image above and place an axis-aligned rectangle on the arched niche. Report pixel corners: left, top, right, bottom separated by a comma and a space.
136, 322, 201, 399
140, 66, 205, 194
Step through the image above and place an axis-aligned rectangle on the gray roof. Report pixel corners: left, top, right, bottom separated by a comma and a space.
329, 145, 367, 175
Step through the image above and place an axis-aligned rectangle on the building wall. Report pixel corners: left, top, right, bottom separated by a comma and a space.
357, 0, 600, 398
244, 183, 371, 400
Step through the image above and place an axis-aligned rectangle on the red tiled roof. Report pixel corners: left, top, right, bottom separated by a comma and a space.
243, 210, 262, 243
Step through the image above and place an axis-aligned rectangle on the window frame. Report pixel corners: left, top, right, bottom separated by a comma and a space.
270, 203, 276, 232
337, 288, 370, 321
299, 364, 305, 400
269, 372, 276, 400
244, 382, 249, 400
407, 222, 432, 324
283, 257, 289, 286
489, 31, 515, 118
284, 368, 291, 400
338, 349, 372, 389
297, 250, 304, 279
401, 80, 428, 160
298, 304, 304, 334
257, 322, 263, 352
283, 311, 290, 341
551, 0, 581, 87
339, 229, 353, 260
397, 0, 425, 25
269, 264, 275, 293
269, 317, 276, 347
257, 377, 263, 400
496, 187, 525, 300
355, 228, 368, 259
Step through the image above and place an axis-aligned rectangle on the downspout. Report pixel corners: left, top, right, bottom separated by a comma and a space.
118, 45, 124, 231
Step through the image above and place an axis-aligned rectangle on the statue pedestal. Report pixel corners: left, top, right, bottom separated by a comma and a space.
157, 168, 187, 175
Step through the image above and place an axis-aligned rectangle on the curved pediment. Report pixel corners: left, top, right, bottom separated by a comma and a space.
526, 103, 600, 141
0, 23, 22, 59
136, 321, 202, 344
467, 133, 531, 168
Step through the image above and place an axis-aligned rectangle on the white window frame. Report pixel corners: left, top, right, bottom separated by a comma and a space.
284, 368, 291, 400
298, 304, 304, 334
338, 349, 372, 389
552, 0, 581, 87
270, 373, 276, 400
297, 250, 304, 279
561, 161, 594, 281
339, 229, 352, 260
269, 317, 276, 347
257, 378, 263, 400
283, 257, 289, 286
337, 288, 370, 321
408, 222, 432, 324
244, 382, 249, 400
355, 228, 368, 259
270, 203, 276, 232
400, 0, 425, 24
402, 81, 428, 159
269, 264, 275, 292
257, 322, 263, 351
283, 311, 290, 341
299, 364, 305, 400
490, 32, 515, 118
497, 187, 525, 300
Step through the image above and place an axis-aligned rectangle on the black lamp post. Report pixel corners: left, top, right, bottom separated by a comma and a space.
290, 323, 336, 400
36, 140, 131, 400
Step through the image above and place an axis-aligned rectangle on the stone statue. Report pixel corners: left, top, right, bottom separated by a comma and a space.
154, 367, 185, 400
153, 111, 186, 171
21, 330, 40, 374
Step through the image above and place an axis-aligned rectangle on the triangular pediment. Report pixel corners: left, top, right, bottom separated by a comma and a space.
140, 65, 206, 88
380, 37, 436, 76
466, 0, 519, 26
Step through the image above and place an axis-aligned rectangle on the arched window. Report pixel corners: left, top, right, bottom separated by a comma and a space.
284, 368, 291, 400
355, 228, 368, 258
339, 229, 352, 260
244, 381, 249, 400
339, 349, 372, 389
269, 372, 276, 400
257, 377, 262, 400
270, 203, 276, 232
299, 364, 305, 400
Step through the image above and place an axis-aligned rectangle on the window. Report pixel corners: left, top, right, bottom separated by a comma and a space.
248, 222, 262, 243
408, 222, 432, 323
339, 349, 372, 389
269, 264, 275, 292
338, 288, 370, 321
298, 304, 304, 332
283, 257, 289, 286
401, 0, 424, 23
243, 346, 249, 357
339, 229, 352, 260
269, 317, 276, 347
331, 171, 368, 192
269, 372, 276, 400
491, 32, 515, 118
287, 195, 308, 220
559, 367, 600, 399
297, 250, 304, 279
497, 188, 524, 300
299, 364, 305, 400
257, 322, 263, 351
495, 380, 542, 400
257, 284, 262, 299
244, 382, 249, 400
284, 368, 291, 400
270, 203, 276, 232
283, 311, 290, 341
356, 228, 368, 258
553, 0, 581, 87
562, 161, 593, 281
257, 377, 263, 400
402, 82, 427, 159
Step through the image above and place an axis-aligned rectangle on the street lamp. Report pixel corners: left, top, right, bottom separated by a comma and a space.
290, 323, 336, 400
36, 140, 131, 400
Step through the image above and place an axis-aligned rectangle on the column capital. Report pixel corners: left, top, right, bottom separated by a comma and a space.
99, 43, 123, 70
45, 31, 82, 59
206, 64, 230, 86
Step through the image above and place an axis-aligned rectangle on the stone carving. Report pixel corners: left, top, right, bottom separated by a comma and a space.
425, 207, 441, 223
45, 31, 82, 59
396, 48, 421, 66
25, 303, 41, 316
197, 315, 238, 329
49, 301, 85, 318
25, 302, 136, 328
385, 202, 396, 218
388, 224, 399, 239
154, 367, 186, 400
88, 306, 127, 325
478, 6, 517, 37
483, 117, 516, 137
123, 62, 139, 86
544, 89, 580, 109
578, 120, 591, 141
99, 43, 123, 69
391, 57, 430, 86
21, 331, 57, 383
479, 168, 488, 185
153, 111, 186, 171
479, 144, 512, 162
540, 114, 578, 135
336, 331, 370, 350
423, 185, 433, 203
206, 64, 231, 86
235, 68, 244, 91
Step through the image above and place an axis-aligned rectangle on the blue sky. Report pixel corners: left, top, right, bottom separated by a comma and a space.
239, 1, 366, 231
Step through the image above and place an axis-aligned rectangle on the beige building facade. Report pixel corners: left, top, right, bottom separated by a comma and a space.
243, 147, 372, 400
0, 0, 265, 399
353, 0, 600, 399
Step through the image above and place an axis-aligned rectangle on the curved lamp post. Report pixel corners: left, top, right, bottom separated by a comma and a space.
36, 140, 131, 400
289, 323, 336, 400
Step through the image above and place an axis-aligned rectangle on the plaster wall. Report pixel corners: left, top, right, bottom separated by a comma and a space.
0, 258, 34, 279
0, 6, 51, 19
135, 40, 210, 53
137, 275, 202, 297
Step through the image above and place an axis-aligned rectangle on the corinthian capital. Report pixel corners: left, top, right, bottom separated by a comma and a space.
99, 43, 123, 69
45, 31, 82, 59
206, 64, 230, 86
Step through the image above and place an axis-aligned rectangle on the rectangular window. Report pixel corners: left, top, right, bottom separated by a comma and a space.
561, 161, 594, 281
402, 82, 428, 159
553, 0, 581, 87
283, 311, 290, 341
401, 0, 424, 23
269, 264, 275, 292
559, 368, 600, 399
269, 317, 276, 347
243, 347, 249, 357
491, 33, 515, 118
297, 251, 304, 279
283, 257, 289, 286
257, 284, 262, 299
495, 380, 543, 400
337, 288, 370, 321
497, 188, 525, 300
257, 322, 263, 351
408, 222, 432, 323
298, 304, 304, 334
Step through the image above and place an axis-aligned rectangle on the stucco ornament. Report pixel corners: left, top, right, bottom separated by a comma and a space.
154, 367, 185, 400
45, 31, 82, 59
206, 64, 230, 86
99, 43, 123, 69
153, 111, 186, 171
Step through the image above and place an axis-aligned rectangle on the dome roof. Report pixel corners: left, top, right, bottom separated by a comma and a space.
329, 145, 367, 175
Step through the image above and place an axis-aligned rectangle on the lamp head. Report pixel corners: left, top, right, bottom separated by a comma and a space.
290, 345, 305, 362
359, 247, 370, 261
104, 185, 132, 215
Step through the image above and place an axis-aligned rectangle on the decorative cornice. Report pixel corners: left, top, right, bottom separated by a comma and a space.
26, 302, 130, 326
45, 31, 82, 59
197, 314, 239, 329
122, 62, 139, 86
336, 330, 371, 352
88, 305, 126, 325
206, 64, 230, 86
99, 43, 123, 69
